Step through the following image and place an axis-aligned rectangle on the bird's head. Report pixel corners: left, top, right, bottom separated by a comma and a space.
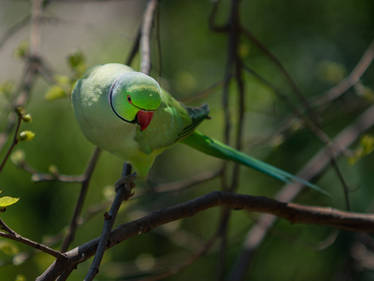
109, 72, 162, 131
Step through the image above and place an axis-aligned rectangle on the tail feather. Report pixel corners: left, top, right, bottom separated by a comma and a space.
182, 131, 329, 196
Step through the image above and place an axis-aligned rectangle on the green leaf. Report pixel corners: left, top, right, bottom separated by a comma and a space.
45, 85, 66, 101
318, 61, 346, 84
349, 135, 374, 164
11, 150, 25, 165
48, 165, 59, 175
14, 41, 29, 59
67, 51, 84, 67
0, 241, 19, 256
0, 81, 14, 97
67, 51, 86, 77
15, 274, 26, 281
355, 83, 374, 102
54, 75, 71, 87
0, 196, 19, 208
19, 131, 35, 142
22, 113, 32, 123
13, 253, 28, 266
102, 185, 115, 200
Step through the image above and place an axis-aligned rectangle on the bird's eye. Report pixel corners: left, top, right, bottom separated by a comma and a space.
127, 95, 132, 103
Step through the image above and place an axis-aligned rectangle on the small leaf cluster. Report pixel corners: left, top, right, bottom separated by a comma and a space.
349, 135, 374, 164
0, 81, 15, 99
355, 83, 374, 102
0, 190, 19, 211
45, 51, 87, 101
16, 107, 35, 142
14, 41, 29, 59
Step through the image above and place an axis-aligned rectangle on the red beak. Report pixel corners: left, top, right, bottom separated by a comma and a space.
136, 110, 154, 131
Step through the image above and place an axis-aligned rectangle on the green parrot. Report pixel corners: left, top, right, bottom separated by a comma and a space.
72, 63, 327, 195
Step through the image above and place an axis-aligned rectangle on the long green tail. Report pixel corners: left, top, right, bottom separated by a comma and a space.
182, 131, 329, 196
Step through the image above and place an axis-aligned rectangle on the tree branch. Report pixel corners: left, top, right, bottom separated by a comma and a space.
37, 190, 374, 281
228, 103, 374, 281
274, 38, 374, 144
151, 169, 221, 193
84, 163, 135, 281
140, 0, 158, 74
138, 232, 219, 281
314, 39, 374, 107
60, 147, 101, 252
241, 26, 352, 210
15, 159, 85, 183
0, 219, 65, 259
0, 110, 22, 173
125, 25, 141, 66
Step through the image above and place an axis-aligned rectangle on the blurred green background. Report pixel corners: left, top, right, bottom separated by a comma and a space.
1, 0, 374, 280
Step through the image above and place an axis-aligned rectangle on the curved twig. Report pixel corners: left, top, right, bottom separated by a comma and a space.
37, 191, 374, 281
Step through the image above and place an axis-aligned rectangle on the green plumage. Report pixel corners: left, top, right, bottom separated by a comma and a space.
72, 63, 327, 195
182, 131, 328, 195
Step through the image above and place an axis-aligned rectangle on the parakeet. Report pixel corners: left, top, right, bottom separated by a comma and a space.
72, 63, 327, 194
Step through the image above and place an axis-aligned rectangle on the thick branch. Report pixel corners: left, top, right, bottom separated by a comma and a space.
37, 191, 374, 281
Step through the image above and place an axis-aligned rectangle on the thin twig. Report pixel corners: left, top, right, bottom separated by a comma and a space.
37, 190, 374, 281
140, 0, 158, 74
0, 0, 44, 151
15, 160, 85, 183
240, 27, 319, 123
182, 79, 225, 103
139, 232, 219, 281
125, 26, 141, 66
209, 0, 228, 33
0, 219, 65, 259
30, 0, 42, 56
314, 39, 374, 107
228, 104, 374, 281
0, 112, 22, 173
60, 147, 101, 252
57, 7, 147, 277
0, 59, 39, 153
241, 27, 352, 210
244, 64, 353, 209
0, 218, 16, 235
37, 59, 57, 85
155, 4, 162, 77
212, 0, 244, 279
152, 169, 221, 193
31, 173, 85, 183
0, 15, 30, 50
0, 0, 53, 51
0, 231, 66, 259
84, 163, 135, 281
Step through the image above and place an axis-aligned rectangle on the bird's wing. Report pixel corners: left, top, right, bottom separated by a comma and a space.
177, 104, 210, 140
134, 90, 209, 153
